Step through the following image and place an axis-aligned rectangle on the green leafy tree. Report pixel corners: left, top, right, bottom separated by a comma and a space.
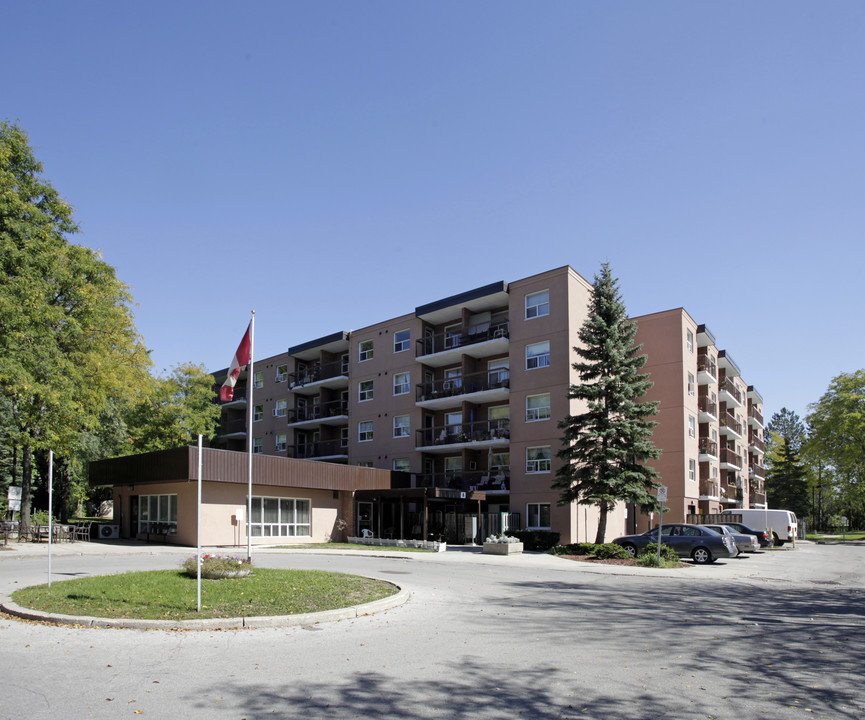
125, 363, 221, 452
554, 263, 661, 543
0, 122, 152, 526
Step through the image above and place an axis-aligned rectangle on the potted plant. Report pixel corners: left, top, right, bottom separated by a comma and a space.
483, 534, 523, 555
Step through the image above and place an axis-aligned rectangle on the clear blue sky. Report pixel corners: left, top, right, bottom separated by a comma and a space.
4, 1, 864, 423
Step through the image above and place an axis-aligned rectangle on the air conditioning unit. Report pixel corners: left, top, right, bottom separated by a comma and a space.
98, 524, 120, 539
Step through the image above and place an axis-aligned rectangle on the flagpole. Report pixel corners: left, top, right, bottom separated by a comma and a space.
247, 311, 255, 563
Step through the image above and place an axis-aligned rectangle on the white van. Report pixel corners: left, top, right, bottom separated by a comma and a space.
721, 509, 798, 546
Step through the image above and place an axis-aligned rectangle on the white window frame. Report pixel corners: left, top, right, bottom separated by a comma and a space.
358, 421, 374, 442
359, 339, 374, 362
253, 437, 263, 454
393, 329, 410, 353
253, 404, 263, 422
687, 329, 694, 353
687, 372, 696, 396
444, 323, 462, 349
527, 503, 551, 530
526, 393, 551, 422
340, 426, 349, 448
393, 372, 410, 396
359, 380, 374, 402
138, 493, 178, 535
392, 458, 410, 472
688, 415, 696, 438
249, 496, 311, 538
273, 398, 287, 417
275, 433, 287, 452
526, 446, 551, 473
689, 458, 697, 482
253, 371, 264, 389
526, 341, 551, 370
275, 364, 288, 383
393, 414, 410, 438
525, 290, 550, 319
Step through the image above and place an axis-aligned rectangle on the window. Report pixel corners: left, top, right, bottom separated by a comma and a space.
444, 366, 462, 390
340, 426, 349, 448
489, 451, 509, 471
445, 324, 462, 349
488, 358, 509, 386
138, 494, 177, 535
358, 421, 374, 442
275, 433, 287, 452
394, 329, 410, 353
688, 415, 696, 438
273, 398, 287, 417
253, 371, 264, 389
527, 503, 551, 529
525, 290, 550, 319
393, 414, 410, 438
357, 461, 373, 468
526, 393, 551, 421
392, 458, 410, 472
689, 459, 696, 482
445, 411, 463, 438
687, 372, 695, 396
712, 465, 718, 479
253, 404, 263, 422
686, 329, 694, 353
250, 497, 310, 537
526, 341, 550, 370
359, 340, 374, 362
275, 364, 287, 382
526, 446, 551, 473
393, 372, 410, 396
359, 380, 374, 402
253, 437, 263, 454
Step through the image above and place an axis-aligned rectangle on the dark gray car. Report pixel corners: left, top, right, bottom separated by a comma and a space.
613, 523, 738, 564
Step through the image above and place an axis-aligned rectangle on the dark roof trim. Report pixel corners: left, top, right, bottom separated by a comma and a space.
718, 349, 742, 376
289, 331, 350, 355
696, 324, 717, 345
415, 281, 507, 318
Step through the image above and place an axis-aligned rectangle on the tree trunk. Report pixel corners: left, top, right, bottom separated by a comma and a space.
594, 504, 608, 544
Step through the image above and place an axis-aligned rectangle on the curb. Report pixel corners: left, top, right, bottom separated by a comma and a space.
0, 586, 410, 631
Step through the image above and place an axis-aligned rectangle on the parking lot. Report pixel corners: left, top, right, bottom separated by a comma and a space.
1, 540, 863, 719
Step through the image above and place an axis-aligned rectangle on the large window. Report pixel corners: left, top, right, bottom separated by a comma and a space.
688, 415, 696, 438
275, 433, 287, 452
359, 421, 374, 442
525, 290, 550, 319
253, 404, 263, 422
138, 494, 177, 535
394, 329, 410, 353
253, 437, 263, 454
526, 341, 550, 370
253, 371, 264, 389
445, 324, 462, 349
393, 372, 410, 395
526, 393, 551, 421
689, 458, 696, 482
250, 496, 311, 537
393, 414, 410, 438
273, 398, 287, 417
527, 503, 551, 529
359, 339, 374, 362
526, 446, 551, 473
392, 458, 410, 472
359, 380, 374, 402
687, 372, 695, 396
276, 364, 288, 382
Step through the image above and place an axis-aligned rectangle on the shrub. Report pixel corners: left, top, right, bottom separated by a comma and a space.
182, 554, 251, 578
635, 543, 680, 567
508, 530, 561, 552
593, 543, 631, 560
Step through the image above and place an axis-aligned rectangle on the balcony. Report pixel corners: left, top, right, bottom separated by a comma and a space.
416, 419, 510, 453
749, 491, 767, 507
720, 448, 742, 470
698, 396, 718, 423
288, 359, 349, 395
416, 368, 510, 409
416, 315, 509, 368
718, 378, 743, 408
217, 419, 247, 438
286, 440, 348, 461
218, 388, 248, 409
720, 412, 743, 439
748, 406, 764, 428
698, 438, 718, 460
699, 480, 720, 501
749, 432, 765, 453
416, 471, 510, 496
697, 353, 717, 384
287, 400, 349, 428
749, 464, 765, 479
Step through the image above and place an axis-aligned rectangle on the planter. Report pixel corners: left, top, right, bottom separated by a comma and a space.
193, 568, 251, 579
483, 541, 523, 555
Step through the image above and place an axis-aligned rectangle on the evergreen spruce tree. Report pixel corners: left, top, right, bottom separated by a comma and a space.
554, 263, 661, 543
765, 430, 811, 521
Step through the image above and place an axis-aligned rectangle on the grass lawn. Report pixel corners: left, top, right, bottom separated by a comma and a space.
276, 542, 433, 552
11, 568, 398, 620
807, 531, 865, 542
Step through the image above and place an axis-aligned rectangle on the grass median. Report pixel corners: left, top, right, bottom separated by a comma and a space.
11, 568, 399, 621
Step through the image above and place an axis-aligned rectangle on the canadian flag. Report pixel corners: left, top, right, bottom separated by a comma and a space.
219, 324, 252, 402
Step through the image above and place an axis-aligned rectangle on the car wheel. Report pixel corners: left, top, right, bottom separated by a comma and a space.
691, 547, 713, 564
773, 533, 785, 547
622, 543, 637, 557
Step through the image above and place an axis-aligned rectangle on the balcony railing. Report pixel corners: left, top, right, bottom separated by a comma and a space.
698, 396, 718, 419
749, 432, 765, 452
287, 399, 348, 424
699, 438, 718, 457
288, 359, 349, 389
719, 378, 743, 405
699, 481, 720, 498
749, 406, 764, 426
416, 419, 510, 448
697, 353, 717, 379
286, 440, 347, 460
417, 317, 509, 357
217, 419, 247, 436
749, 491, 766, 506
417, 368, 510, 403
720, 448, 742, 469
415, 471, 510, 494
720, 412, 743, 437
749, 464, 765, 479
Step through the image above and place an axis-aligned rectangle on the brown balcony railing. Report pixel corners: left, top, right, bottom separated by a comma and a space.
417, 368, 510, 402
749, 491, 766, 505
286, 440, 347, 459
699, 438, 718, 456
287, 399, 348, 424
749, 464, 765, 479
720, 412, 742, 436
697, 353, 717, 379
749, 432, 765, 452
719, 378, 743, 404
699, 480, 720, 497
415, 471, 510, 494
698, 396, 718, 418
417, 316, 509, 356
749, 406, 764, 425
416, 419, 510, 447
720, 448, 742, 468
288, 359, 349, 388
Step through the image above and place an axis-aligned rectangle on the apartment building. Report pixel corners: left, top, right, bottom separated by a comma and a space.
214, 265, 765, 544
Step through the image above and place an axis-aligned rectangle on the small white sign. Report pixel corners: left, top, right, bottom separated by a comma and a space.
657, 486, 668, 502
